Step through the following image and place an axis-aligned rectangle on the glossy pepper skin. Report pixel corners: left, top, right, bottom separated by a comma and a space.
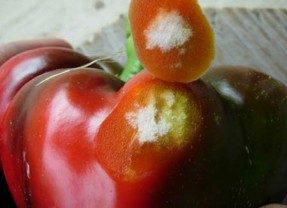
0, 47, 95, 176
0, 39, 124, 207
1, 68, 123, 208
0, 47, 94, 128
1, 66, 246, 208
0, 46, 123, 207
0, 41, 86, 147
204, 67, 287, 207
0, 39, 77, 208
0, 39, 72, 66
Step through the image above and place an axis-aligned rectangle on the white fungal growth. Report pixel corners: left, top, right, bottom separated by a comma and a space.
125, 95, 171, 144
161, 91, 175, 107
144, 10, 193, 53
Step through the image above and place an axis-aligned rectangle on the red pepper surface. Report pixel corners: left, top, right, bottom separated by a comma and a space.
0, 39, 75, 134
0, 39, 81, 207
0, 46, 97, 172
1, 67, 244, 207
0, 47, 94, 127
0, 39, 72, 66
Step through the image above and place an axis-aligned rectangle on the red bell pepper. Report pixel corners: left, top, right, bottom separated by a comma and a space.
0, 39, 72, 66
0, 39, 75, 207
0, 39, 115, 207
3, 64, 287, 207
1, 67, 244, 207
0, 47, 94, 127
0, 39, 76, 132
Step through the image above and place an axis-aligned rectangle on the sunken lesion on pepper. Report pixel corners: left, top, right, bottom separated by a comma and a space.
96, 80, 202, 181
125, 84, 200, 148
121, 83, 201, 180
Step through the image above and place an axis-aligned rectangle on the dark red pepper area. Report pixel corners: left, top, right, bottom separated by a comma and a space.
0, 172, 16, 208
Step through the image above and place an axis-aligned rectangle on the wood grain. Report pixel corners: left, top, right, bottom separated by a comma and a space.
209, 9, 287, 84
78, 8, 287, 84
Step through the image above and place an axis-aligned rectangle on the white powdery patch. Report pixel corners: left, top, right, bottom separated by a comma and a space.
125, 96, 171, 144
144, 10, 193, 53
161, 91, 175, 107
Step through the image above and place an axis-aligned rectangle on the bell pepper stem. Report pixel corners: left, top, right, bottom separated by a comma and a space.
119, 20, 143, 82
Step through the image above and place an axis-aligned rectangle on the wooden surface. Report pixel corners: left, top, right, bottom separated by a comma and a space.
78, 8, 287, 84
1, 1, 287, 47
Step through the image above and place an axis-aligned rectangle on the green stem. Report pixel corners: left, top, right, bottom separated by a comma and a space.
119, 20, 143, 82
